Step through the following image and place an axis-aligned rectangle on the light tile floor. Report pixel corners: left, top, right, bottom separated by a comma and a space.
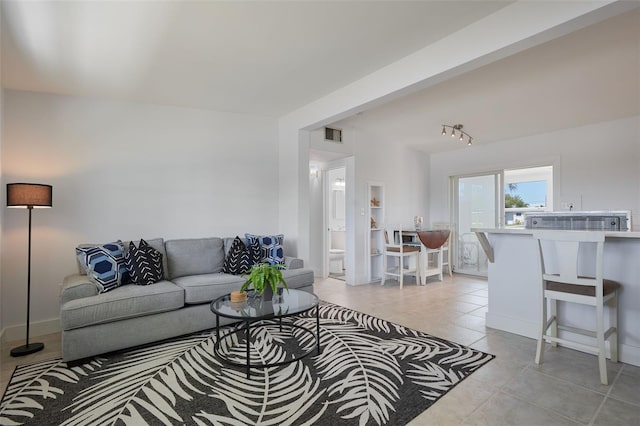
1, 274, 639, 425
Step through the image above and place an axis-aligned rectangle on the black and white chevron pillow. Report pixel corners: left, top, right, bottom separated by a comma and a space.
223, 236, 261, 275
125, 239, 164, 286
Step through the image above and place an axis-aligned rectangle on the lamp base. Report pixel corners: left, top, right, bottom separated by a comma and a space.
10, 342, 44, 357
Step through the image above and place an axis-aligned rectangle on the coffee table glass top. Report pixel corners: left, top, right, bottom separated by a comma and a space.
211, 289, 319, 320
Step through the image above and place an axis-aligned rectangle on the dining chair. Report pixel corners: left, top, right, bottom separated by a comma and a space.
532, 230, 619, 385
381, 228, 420, 288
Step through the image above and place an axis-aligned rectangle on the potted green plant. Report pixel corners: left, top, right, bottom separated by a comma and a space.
240, 262, 288, 301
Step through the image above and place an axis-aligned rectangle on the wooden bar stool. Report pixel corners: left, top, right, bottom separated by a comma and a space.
532, 230, 619, 385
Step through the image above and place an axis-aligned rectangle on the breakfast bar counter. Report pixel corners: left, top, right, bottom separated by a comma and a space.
473, 227, 640, 367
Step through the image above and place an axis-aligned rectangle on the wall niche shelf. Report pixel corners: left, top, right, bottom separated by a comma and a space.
367, 183, 384, 282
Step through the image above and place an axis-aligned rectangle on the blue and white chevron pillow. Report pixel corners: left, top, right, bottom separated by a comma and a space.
76, 241, 129, 293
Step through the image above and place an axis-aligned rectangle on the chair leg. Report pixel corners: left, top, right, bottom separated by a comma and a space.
596, 303, 608, 385
399, 256, 404, 289
535, 295, 547, 365
381, 254, 387, 286
448, 247, 453, 277
610, 291, 618, 363
550, 299, 558, 347
415, 254, 421, 287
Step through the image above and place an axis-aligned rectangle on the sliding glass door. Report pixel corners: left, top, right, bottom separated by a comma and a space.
454, 172, 502, 276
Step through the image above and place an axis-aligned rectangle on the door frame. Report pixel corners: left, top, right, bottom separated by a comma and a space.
322, 157, 355, 283
451, 170, 503, 276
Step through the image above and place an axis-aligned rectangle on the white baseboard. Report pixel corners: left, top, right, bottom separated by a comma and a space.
486, 311, 538, 339
0, 318, 61, 345
486, 311, 640, 367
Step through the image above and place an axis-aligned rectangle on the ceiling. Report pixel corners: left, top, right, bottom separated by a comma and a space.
1, 0, 512, 116
332, 7, 640, 155
2, 1, 638, 157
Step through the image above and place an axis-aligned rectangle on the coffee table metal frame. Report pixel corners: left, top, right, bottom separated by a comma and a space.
211, 289, 321, 378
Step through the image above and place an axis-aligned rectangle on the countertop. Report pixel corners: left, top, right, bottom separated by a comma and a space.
472, 227, 640, 239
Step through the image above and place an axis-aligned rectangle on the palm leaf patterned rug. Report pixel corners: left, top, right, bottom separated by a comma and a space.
0, 303, 494, 425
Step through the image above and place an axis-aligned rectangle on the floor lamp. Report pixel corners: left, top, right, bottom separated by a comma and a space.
7, 183, 53, 357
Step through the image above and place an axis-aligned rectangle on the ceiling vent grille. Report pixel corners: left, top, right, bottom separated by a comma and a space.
324, 127, 343, 143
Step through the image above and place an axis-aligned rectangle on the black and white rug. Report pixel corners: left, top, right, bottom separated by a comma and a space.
0, 303, 494, 425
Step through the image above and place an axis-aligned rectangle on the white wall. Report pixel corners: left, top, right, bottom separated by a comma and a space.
308, 158, 324, 277
350, 125, 430, 284
1, 90, 279, 334
429, 116, 640, 229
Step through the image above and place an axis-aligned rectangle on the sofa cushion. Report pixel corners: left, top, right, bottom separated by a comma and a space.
246, 233, 285, 265
60, 281, 184, 331
126, 239, 164, 285
76, 241, 129, 293
171, 273, 245, 304
165, 238, 225, 279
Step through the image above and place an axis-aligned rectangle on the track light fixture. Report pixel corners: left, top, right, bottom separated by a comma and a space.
441, 124, 473, 146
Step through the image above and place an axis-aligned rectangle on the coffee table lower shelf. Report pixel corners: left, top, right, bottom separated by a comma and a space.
213, 312, 321, 378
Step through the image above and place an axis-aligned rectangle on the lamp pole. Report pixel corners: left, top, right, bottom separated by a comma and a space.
10, 205, 44, 356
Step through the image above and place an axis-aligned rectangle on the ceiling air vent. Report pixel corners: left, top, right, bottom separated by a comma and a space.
324, 127, 343, 143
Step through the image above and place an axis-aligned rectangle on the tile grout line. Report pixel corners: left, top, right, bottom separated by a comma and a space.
587, 364, 624, 426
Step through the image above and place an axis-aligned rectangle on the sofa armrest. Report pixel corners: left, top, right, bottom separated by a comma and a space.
284, 257, 304, 269
61, 274, 98, 305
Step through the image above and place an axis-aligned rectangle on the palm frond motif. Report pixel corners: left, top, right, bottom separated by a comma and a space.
315, 304, 392, 334
296, 319, 403, 426
203, 361, 327, 425
60, 331, 220, 426
220, 322, 298, 366
0, 359, 99, 425
406, 362, 464, 400
381, 335, 486, 366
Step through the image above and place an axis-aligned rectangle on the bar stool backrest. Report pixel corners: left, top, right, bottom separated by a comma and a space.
532, 230, 605, 297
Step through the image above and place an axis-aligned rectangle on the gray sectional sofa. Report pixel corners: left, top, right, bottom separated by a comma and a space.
60, 237, 314, 361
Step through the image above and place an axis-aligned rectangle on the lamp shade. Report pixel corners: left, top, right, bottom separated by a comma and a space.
7, 183, 53, 208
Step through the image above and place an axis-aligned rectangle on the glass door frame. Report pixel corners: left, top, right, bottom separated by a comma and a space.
451, 170, 504, 277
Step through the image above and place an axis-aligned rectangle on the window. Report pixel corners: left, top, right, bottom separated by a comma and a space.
504, 166, 553, 226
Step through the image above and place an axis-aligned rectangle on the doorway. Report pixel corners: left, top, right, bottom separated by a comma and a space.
326, 167, 346, 280
453, 172, 502, 276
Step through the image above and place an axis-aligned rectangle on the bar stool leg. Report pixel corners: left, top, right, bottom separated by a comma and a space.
596, 302, 608, 385
610, 291, 619, 363
535, 294, 547, 365
550, 299, 558, 347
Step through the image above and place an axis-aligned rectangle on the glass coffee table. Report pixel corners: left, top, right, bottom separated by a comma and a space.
210, 289, 320, 378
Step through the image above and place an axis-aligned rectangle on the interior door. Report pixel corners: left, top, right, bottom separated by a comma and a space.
454, 172, 502, 276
